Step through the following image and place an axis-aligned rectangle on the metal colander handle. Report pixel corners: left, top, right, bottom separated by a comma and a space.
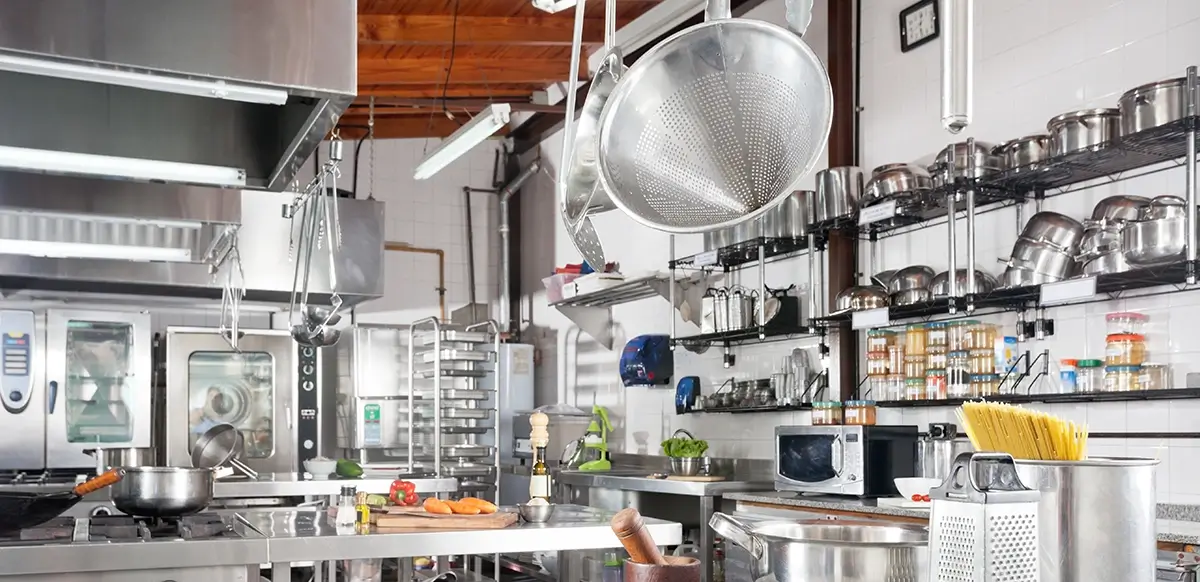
706, 0, 731, 21
785, 0, 814, 37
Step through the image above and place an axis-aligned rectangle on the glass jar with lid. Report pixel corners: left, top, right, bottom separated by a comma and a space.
926, 322, 948, 348
926, 345, 948, 370
866, 329, 897, 352
948, 320, 978, 351
966, 322, 996, 350
971, 374, 1000, 397
866, 352, 889, 376
887, 345, 905, 376
904, 378, 926, 400
844, 400, 877, 425
885, 374, 905, 400
968, 349, 995, 374
1139, 363, 1171, 391
1075, 359, 1104, 392
925, 369, 947, 400
947, 350, 971, 398
1104, 365, 1140, 392
1106, 311, 1148, 335
905, 324, 927, 356
1105, 333, 1147, 366
904, 355, 928, 379
811, 401, 843, 425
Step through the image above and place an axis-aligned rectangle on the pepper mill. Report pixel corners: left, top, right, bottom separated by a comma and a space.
530, 411, 549, 449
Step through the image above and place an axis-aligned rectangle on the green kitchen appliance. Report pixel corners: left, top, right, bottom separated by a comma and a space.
578, 405, 613, 472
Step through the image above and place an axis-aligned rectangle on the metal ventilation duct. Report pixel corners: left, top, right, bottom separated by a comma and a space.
0, 0, 356, 191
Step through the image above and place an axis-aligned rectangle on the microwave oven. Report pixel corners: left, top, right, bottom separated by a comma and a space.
774, 425, 918, 496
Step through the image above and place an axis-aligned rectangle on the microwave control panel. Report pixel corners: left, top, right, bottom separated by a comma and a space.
296, 344, 319, 468
0, 311, 34, 413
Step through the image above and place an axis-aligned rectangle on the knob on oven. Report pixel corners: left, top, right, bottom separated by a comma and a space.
90, 505, 114, 517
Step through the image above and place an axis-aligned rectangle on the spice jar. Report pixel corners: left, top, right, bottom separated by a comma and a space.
1106, 311, 1148, 335
1105, 333, 1147, 366
844, 400, 878, 425
905, 324, 927, 356
948, 321, 977, 351
885, 374, 905, 401
887, 345, 906, 376
947, 350, 971, 398
866, 352, 890, 376
1075, 359, 1104, 392
969, 349, 995, 374
966, 322, 996, 350
926, 322, 948, 348
868, 375, 890, 401
904, 378, 926, 400
926, 345, 948, 370
1104, 365, 1140, 392
1139, 363, 1170, 391
971, 374, 1000, 397
867, 329, 897, 352
925, 369, 947, 400
811, 401, 843, 425
904, 355, 928, 379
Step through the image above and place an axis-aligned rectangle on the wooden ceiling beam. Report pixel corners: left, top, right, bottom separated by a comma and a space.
347, 99, 562, 115
359, 14, 624, 46
360, 58, 582, 85
357, 84, 541, 98
336, 115, 512, 140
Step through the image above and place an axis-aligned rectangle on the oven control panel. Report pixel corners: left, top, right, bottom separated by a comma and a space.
296, 344, 319, 468
0, 311, 34, 413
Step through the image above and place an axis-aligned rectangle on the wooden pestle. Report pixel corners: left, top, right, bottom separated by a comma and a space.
611, 508, 668, 565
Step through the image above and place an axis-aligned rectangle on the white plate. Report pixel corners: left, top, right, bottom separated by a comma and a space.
876, 497, 931, 510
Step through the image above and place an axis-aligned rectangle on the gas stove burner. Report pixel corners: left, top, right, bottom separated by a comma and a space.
89, 513, 239, 541
0, 517, 75, 545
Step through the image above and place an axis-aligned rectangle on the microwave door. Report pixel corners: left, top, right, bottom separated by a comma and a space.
777, 433, 842, 486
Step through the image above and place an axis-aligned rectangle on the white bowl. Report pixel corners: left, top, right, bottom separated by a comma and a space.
304, 459, 338, 480
894, 477, 943, 501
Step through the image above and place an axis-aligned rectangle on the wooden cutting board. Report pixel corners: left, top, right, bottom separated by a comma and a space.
375, 506, 518, 530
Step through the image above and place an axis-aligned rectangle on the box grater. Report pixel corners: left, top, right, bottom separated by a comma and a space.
928, 452, 1040, 582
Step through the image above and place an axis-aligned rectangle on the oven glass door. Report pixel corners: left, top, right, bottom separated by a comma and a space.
777, 432, 842, 485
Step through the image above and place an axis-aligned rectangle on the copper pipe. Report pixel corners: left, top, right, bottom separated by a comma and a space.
385, 242, 447, 320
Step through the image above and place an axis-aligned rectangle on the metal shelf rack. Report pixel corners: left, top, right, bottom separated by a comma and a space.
550, 269, 710, 349
406, 317, 501, 502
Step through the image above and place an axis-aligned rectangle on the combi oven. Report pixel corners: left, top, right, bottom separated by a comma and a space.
162, 327, 334, 474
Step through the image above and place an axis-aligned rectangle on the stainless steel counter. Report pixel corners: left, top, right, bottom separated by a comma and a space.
213, 474, 459, 498
0, 505, 681, 578
557, 470, 773, 497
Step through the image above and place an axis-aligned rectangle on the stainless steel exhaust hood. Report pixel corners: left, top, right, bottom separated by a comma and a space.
0, 172, 384, 305
0, 0, 356, 191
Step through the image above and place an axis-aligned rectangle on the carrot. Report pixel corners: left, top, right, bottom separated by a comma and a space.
423, 497, 453, 514
443, 500, 482, 515
459, 497, 498, 514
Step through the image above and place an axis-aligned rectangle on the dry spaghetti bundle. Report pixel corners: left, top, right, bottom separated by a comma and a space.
957, 401, 1088, 461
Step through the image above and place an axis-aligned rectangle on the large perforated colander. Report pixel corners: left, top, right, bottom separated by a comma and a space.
596, 0, 831, 233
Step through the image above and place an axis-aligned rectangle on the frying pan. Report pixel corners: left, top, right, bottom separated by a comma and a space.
192, 423, 258, 479
0, 469, 123, 533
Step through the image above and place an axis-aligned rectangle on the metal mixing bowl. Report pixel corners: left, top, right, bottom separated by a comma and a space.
517, 503, 556, 523
671, 457, 703, 476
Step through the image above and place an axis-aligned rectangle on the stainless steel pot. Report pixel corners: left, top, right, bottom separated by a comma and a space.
1082, 249, 1132, 276
703, 228, 735, 251
1078, 220, 1125, 260
832, 285, 889, 314
84, 447, 157, 474
1019, 211, 1085, 253
929, 269, 997, 296
916, 423, 973, 480
1047, 108, 1121, 155
994, 134, 1051, 171
886, 265, 935, 294
732, 217, 763, 244
1119, 77, 1186, 135
870, 269, 898, 289
1123, 215, 1187, 266
762, 191, 811, 239
1091, 194, 1152, 222
1015, 458, 1158, 582
710, 513, 929, 582
890, 288, 932, 306
931, 140, 1000, 185
110, 466, 214, 517
1006, 237, 1076, 279
862, 163, 932, 206
1001, 266, 1063, 288
1142, 195, 1188, 220
813, 166, 865, 223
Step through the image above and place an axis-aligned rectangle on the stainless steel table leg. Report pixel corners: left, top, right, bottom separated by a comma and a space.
272, 562, 292, 582
699, 496, 715, 582
398, 557, 413, 582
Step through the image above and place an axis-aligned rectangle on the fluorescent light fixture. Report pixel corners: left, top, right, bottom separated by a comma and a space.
414, 104, 512, 181
0, 145, 248, 188
0, 53, 289, 105
0, 239, 192, 262
531, 0, 578, 13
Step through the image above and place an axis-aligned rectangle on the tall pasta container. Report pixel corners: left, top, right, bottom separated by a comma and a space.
928, 453, 1039, 582
1015, 458, 1158, 582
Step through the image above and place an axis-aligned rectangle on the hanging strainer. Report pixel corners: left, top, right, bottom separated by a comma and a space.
596, 0, 830, 233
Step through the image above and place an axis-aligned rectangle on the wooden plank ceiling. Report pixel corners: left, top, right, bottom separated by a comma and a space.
341, 0, 660, 139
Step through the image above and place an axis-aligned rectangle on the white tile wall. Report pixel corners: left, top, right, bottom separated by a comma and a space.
519, 0, 1200, 502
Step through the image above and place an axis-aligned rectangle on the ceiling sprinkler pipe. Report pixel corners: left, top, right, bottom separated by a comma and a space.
941, 0, 973, 134
499, 159, 542, 334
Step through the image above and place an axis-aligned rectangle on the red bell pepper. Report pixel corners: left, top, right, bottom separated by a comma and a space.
389, 479, 417, 505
